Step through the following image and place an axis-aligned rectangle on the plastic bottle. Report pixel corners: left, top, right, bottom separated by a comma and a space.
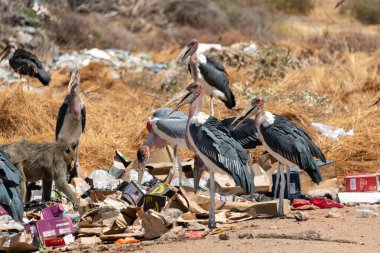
359, 204, 378, 211
355, 209, 378, 218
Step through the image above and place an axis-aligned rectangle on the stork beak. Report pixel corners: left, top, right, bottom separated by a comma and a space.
0, 46, 11, 63
137, 160, 147, 184
231, 103, 260, 127
166, 89, 193, 117
163, 89, 190, 107
176, 46, 192, 65
68, 70, 80, 91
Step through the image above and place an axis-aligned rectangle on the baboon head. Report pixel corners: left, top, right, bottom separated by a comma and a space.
57, 141, 76, 166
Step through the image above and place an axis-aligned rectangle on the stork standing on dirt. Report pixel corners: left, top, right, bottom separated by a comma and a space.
0, 42, 50, 86
55, 68, 86, 180
145, 108, 188, 186
176, 39, 235, 116
232, 97, 326, 216
168, 82, 253, 228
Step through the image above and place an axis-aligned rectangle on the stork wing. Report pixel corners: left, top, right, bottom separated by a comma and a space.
14, 49, 44, 68
55, 99, 68, 140
189, 116, 252, 193
81, 104, 86, 133
199, 57, 235, 109
156, 118, 187, 139
222, 117, 261, 150
260, 117, 322, 184
205, 56, 228, 76
275, 115, 326, 162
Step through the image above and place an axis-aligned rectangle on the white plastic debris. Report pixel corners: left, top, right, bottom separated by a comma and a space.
311, 122, 354, 140
338, 192, 380, 204
129, 169, 153, 184
198, 43, 222, 54
89, 169, 117, 190
243, 43, 258, 55
85, 48, 112, 60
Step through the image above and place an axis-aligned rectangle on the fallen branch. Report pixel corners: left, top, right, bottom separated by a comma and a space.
256, 231, 358, 244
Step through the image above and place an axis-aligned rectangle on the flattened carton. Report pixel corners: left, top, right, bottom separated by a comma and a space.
36, 216, 75, 238
345, 173, 380, 192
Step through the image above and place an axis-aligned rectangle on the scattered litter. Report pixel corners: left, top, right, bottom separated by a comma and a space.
311, 122, 354, 140
326, 208, 342, 218
356, 204, 379, 218
338, 192, 380, 204
294, 211, 309, 221
218, 233, 229, 240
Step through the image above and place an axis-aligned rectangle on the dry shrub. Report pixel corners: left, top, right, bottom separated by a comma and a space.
46, 9, 91, 49
164, 0, 229, 33
348, 0, 380, 25
308, 31, 380, 55
269, 0, 314, 15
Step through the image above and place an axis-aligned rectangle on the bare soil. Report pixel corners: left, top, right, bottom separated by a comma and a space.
138, 207, 378, 253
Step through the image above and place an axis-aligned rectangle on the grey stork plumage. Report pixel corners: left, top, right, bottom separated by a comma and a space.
168, 82, 253, 228
233, 97, 325, 216
177, 39, 235, 116
55, 68, 86, 180
145, 108, 188, 186
193, 117, 261, 194
0, 150, 23, 222
0, 42, 50, 86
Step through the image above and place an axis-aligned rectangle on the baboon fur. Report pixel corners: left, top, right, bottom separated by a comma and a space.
0, 140, 78, 204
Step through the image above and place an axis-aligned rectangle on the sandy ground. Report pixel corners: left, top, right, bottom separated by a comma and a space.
134, 207, 379, 253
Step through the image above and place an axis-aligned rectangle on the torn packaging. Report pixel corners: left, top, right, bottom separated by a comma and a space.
138, 209, 169, 240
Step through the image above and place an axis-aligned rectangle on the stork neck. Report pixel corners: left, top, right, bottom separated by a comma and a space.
69, 86, 81, 117
189, 53, 198, 81
185, 91, 204, 151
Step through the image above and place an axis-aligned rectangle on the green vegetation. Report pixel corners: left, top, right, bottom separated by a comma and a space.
90, 28, 102, 40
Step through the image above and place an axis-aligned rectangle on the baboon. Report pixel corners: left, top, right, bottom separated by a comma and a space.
0, 140, 78, 204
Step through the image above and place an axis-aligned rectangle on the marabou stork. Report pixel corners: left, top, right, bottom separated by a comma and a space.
145, 108, 188, 186
177, 39, 235, 116
168, 82, 253, 228
137, 145, 150, 184
55, 68, 86, 180
0, 42, 50, 86
233, 97, 326, 216
0, 150, 23, 222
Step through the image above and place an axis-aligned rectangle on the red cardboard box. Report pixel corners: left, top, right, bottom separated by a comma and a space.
345, 173, 380, 192
36, 217, 74, 238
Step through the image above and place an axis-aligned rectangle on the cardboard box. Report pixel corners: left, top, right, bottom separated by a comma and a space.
143, 195, 166, 212
41, 205, 64, 219
36, 217, 75, 238
89, 190, 118, 202
122, 181, 146, 206
271, 168, 301, 199
147, 183, 176, 198
345, 173, 380, 192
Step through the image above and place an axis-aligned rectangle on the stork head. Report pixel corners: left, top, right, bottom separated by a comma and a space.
176, 39, 199, 65
231, 97, 265, 127
0, 42, 16, 63
68, 68, 80, 92
167, 82, 203, 116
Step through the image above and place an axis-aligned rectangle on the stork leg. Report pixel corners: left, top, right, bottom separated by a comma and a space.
167, 145, 177, 184
273, 162, 281, 199
247, 150, 256, 199
137, 163, 144, 184
286, 166, 291, 199
74, 143, 80, 178
208, 169, 216, 229
278, 163, 286, 218
175, 145, 183, 187
210, 95, 214, 117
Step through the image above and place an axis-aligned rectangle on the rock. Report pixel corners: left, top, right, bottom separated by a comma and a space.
219, 233, 229, 240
